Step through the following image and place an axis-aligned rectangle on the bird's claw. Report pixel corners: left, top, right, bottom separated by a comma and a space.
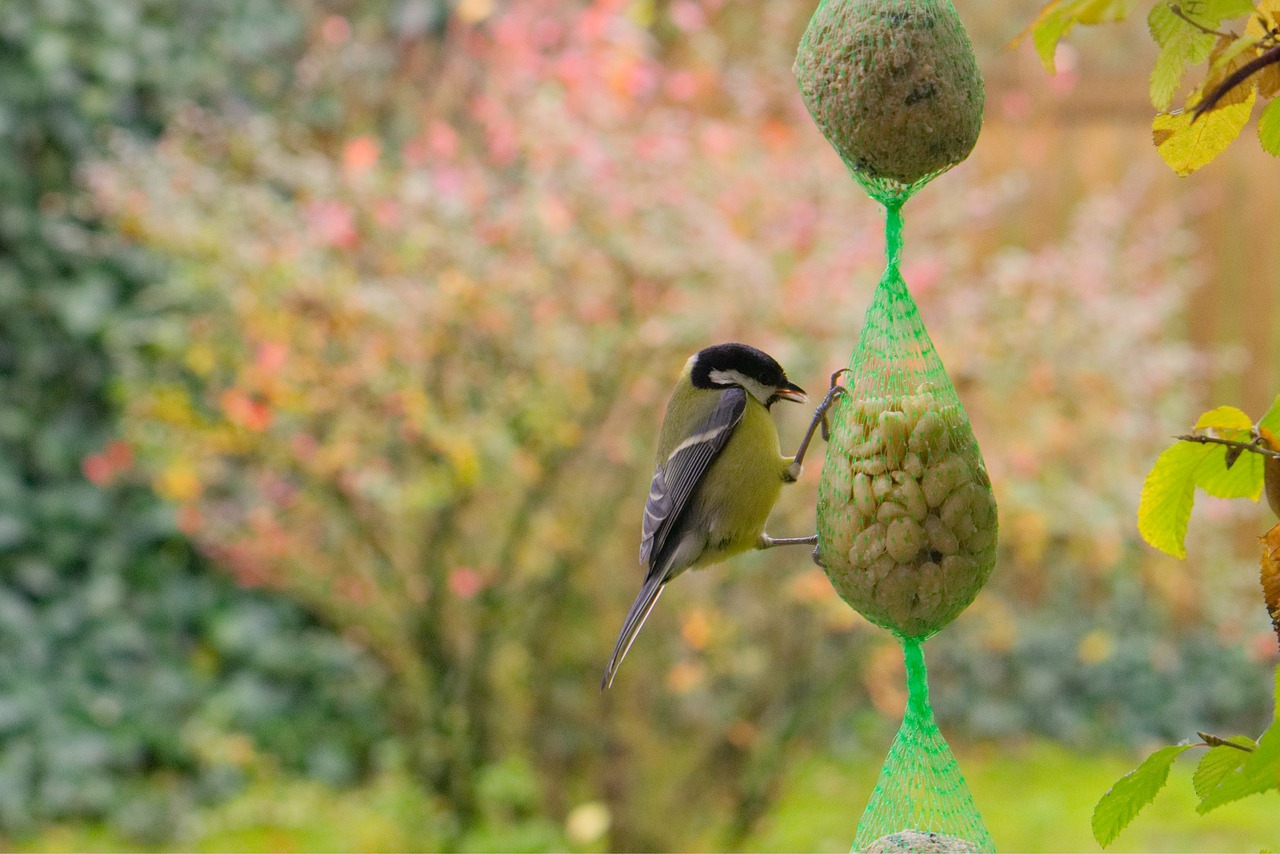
817, 370, 850, 443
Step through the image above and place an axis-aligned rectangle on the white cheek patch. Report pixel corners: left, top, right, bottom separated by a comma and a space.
709, 369, 772, 404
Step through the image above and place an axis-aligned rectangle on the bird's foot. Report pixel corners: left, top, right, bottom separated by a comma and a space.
757, 533, 819, 550
788, 369, 852, 478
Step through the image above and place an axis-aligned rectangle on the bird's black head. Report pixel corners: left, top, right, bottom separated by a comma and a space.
689, 342, 807, 407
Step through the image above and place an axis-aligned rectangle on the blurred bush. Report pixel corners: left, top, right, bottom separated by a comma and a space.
88, 0, 1277, 849
0, 0, 401, 841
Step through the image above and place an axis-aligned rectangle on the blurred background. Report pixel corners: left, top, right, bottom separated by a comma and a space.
2, 0, 1279, 850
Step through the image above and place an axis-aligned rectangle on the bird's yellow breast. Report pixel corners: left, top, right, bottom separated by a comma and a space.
689, 397, 789, 568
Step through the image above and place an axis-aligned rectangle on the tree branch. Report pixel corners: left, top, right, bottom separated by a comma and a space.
1175, 433, 1280, 459
1197, 731, 1256, 751
1193, 43, 1280, 119
1170, 4, 1237, 39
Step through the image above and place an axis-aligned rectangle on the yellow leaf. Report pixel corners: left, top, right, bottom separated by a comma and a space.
1075, 0, 1134, 24
156, 461, 202, 502
1261, 523, 1280, 649
1152, 93, 1257, 175
149, 385, 198, 427
184, 342, 218, 377
1259, 59, 1280, 101
441, 436, 479, 486
1195, 405, 1254, 431
1246, 3, 1280, 96
1021, 0, 1136, 71
1078, 629, 1116, 664
1247, 0, 1280, 38
1200, 35, 1264, 109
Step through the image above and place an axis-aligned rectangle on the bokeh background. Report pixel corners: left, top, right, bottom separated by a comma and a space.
2, 0, 1279, 850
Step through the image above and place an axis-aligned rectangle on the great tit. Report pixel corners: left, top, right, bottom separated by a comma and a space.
601, 343, 842, 690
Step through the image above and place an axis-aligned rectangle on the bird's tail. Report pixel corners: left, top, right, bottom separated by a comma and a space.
601, 574, 667, 691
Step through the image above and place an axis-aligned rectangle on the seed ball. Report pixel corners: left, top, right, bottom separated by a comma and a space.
794, 0, 985, 186
864, 829, 978, 853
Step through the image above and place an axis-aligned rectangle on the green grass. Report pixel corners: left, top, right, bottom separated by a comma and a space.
750, 740, 1280, 853
11, 740, 1279, 852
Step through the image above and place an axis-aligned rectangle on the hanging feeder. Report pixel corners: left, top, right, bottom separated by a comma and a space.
794, 0, 996, 850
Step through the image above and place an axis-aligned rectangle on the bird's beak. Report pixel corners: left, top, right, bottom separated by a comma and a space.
776, 381, 808, 404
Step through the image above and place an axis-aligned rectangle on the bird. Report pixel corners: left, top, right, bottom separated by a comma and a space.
601, 342, 843, 690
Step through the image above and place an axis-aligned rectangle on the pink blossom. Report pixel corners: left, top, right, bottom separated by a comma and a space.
669, 1, 707, 32
448, 567, 485, 599
304, 199, 358, 249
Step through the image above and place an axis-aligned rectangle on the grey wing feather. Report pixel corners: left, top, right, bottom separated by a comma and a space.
638, 387, 745, 574
639, 466, 671, 564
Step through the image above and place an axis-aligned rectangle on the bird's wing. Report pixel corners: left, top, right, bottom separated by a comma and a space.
639, 386, 746, 572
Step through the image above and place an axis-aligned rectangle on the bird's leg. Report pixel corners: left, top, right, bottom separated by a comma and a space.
784, 368, 850, 482
757, 533, 819, 550
766, 370, 849, 557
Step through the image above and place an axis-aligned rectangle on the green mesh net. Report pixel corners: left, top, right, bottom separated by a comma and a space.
855, 640, 992, 852
816, 209, 997, 852
815, 205, 997, 642
795, 0, 995, 849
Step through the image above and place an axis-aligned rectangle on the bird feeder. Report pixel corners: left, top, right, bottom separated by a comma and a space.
795, 0, 996, 849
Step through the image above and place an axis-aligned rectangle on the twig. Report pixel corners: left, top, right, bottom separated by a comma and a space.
1175, 433, 1280, 460
1197, 731, 1257, 751
1170, 4, 1237, 39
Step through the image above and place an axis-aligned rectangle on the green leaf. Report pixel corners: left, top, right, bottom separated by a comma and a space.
1139, 442, 1205, 557
1031, 2, 1075, 71
1148, 1, 1187, 47
1201, 0, 1259, 20
1031, 0, 1137, 71
1149, 3, 1215, 110
1273, 664, 1280, 722
1193, 737, 1257, 800
1152, 92, 1257, 175
1146, 0, 1254, 111
1093, 743, 1194, 847
1138, 428, 1262, 556
1197, 721, 1280, 812
1193, 441, 1264, 499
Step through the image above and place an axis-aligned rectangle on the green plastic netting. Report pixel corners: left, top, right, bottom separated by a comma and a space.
815, 205, 997, 643
854, 639, 993, 852
795, 0, 995, 850
818, 209, 997, 854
